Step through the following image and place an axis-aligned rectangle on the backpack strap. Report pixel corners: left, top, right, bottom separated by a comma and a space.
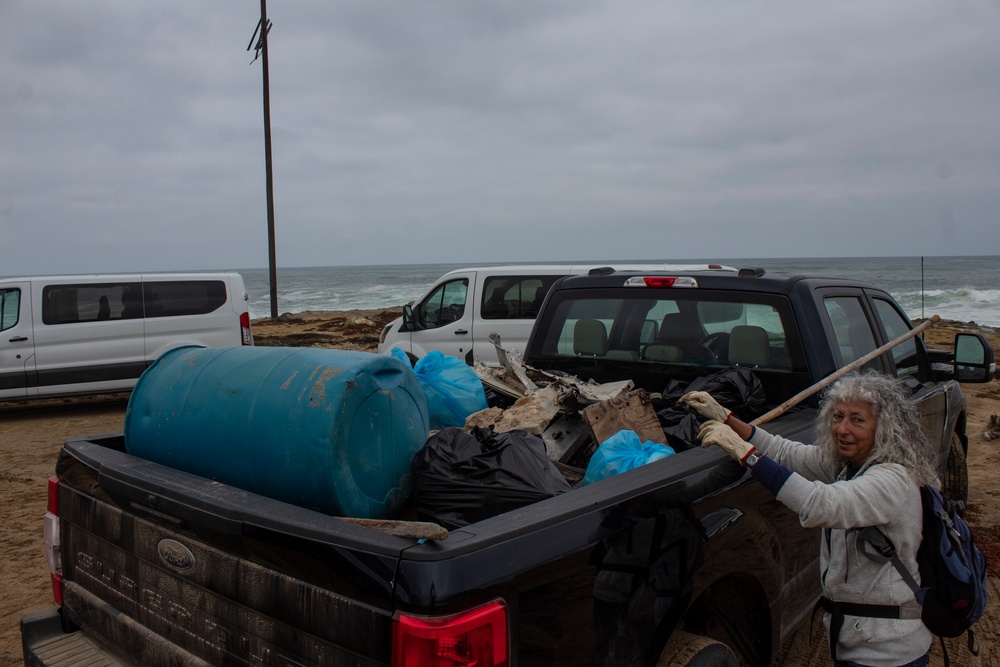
815, 596, 919, 662
856, 526, 921, 596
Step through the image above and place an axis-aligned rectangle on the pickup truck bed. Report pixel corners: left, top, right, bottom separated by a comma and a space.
26, 410, 817, 667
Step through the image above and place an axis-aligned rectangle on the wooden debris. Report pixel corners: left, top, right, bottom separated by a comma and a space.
465, 407, 505, 430
582, 390, 666, 446
494, 390, 560, 435
340, 517, 449, 541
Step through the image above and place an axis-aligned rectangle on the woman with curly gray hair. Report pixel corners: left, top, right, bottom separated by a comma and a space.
679, 371, 936, 667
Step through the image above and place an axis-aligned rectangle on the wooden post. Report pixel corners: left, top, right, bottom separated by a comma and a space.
751, 314, 941, 426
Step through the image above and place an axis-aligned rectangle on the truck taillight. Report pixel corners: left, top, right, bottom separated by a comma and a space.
240, 312, 254, 346
44, 476, 63, 606
392, 600, 508, 667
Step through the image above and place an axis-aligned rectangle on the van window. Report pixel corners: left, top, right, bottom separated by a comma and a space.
481, 275, 562, 320
42, 283, 141, 324
418, 278, 469, 329
41, 280, 229, 324
0, 289, 20, 331
143, 280, 227, 318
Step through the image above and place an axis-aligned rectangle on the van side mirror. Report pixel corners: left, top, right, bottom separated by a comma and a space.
954, 333, 995, 383
401, 304, 415, 332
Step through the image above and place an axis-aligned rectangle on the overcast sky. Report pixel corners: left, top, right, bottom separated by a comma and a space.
2, 1, 999, 276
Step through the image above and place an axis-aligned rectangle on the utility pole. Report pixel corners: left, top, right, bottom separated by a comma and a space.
248, 1, 278, 318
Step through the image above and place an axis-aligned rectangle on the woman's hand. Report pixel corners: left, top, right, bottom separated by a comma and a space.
698, 420, 754, 464
678, 391, 732, 422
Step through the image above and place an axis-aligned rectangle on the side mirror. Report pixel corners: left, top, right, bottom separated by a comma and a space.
401, 304, 415, 332
954, 333, 995, 383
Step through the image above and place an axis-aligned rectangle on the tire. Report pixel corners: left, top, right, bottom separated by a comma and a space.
658, 631, 741, 667
943, 432, 969, 507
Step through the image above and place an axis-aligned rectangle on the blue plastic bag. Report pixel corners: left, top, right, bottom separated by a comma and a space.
581, 430, 675, 486
391, 348, 488, 430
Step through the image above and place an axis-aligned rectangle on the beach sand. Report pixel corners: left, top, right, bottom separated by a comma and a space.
2, 310, 999, 666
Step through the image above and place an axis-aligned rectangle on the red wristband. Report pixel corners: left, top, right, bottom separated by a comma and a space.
739, 446, 757, 467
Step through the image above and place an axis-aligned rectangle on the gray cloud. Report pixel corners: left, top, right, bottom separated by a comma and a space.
2, 1, 999, 275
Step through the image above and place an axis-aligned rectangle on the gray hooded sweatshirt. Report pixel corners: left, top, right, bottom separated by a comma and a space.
749, 427, 932, 666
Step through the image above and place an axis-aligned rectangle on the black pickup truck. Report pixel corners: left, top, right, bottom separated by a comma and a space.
21, 267, 995, 667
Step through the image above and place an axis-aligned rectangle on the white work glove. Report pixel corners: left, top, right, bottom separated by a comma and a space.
677, 391, 732, 423
698, 421, 755, 467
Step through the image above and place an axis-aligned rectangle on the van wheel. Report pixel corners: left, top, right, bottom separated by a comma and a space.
944, 432, 969, 507
658, 631, 740, 667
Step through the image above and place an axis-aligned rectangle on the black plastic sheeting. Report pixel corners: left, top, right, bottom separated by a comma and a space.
411, 427, 572, 529
656, 368, 766, 452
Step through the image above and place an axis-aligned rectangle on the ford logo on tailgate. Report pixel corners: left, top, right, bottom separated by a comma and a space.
157, 539, 196, 571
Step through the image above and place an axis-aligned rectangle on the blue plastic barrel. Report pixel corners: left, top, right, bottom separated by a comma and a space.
124, 346, 429, 519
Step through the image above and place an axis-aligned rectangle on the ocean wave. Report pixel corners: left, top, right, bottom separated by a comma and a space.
894, 288, 1000, 326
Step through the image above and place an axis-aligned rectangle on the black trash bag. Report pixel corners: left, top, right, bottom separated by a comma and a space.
659, 413, 703, 453
655, 368, 767, 451
411, 426, 572, 529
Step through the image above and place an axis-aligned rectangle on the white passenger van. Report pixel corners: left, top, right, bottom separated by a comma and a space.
377, 263, 735, 366
0, 273, 252, 401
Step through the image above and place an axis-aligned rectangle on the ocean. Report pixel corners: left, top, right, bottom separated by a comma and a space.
238, 256, 1000, 327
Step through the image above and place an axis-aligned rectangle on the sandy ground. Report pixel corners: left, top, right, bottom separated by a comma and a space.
2, 310, 999, 667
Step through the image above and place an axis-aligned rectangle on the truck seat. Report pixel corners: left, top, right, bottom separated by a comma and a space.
658, 312, 713, 361
728, 325, 770, 367
574, 319, 608, 356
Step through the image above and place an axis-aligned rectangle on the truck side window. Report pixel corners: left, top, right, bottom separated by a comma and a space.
873, 298, 921, 379
0, 289, 20, 331
823, 296, 882, 371
419, 278, 468, 329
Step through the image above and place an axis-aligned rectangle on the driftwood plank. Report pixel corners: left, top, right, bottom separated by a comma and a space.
339, 517, 448, 541
582, 391, 665, 446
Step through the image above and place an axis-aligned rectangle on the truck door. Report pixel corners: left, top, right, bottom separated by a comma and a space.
408, 272, 474, 362
0, 282, 34, 399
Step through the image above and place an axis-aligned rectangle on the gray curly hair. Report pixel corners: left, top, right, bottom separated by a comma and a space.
814, 371, 937, 485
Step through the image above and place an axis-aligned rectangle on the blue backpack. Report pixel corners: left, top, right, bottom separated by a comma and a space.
858, 484, 987, 661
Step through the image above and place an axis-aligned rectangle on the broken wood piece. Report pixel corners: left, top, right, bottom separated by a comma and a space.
493, 385, 562, 435
340, 517, 449, 541
582, 390, 666, 447
473, 363, 529, 399
567, 379, 635, 406
465, 406, 505, 431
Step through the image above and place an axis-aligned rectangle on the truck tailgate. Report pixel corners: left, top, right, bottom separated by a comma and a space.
34, 435, 415, 667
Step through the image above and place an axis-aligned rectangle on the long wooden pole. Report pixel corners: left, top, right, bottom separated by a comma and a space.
751, 314, 940, 426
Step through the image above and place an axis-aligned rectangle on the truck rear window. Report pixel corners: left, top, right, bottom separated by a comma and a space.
533, 288, 808, 374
